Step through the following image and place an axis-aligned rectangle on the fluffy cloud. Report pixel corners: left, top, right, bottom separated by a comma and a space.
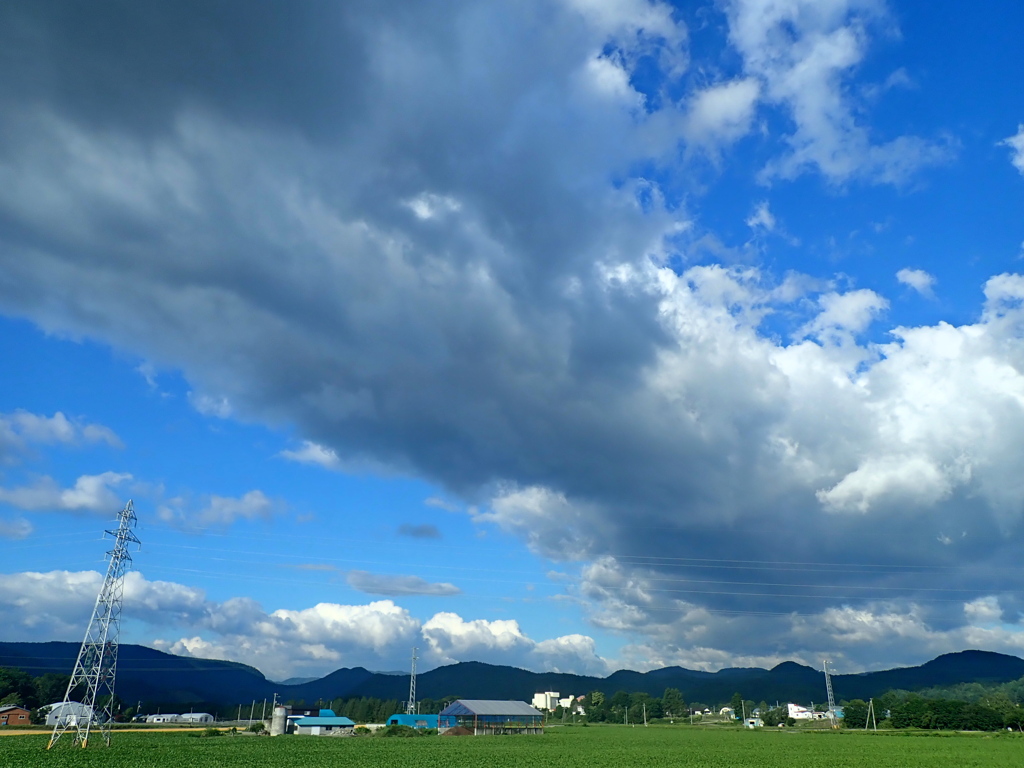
683, 78, 761, 151
0, 516, 32, 539
0, 471, 131, 513
1000, 124, 1024, 175
0, 567, 605, 678
0, 2, 1019, 670
724, 0, 951, 183
0, 410, 121, 462
157, 490, 276, 530
896, 267, 936, 297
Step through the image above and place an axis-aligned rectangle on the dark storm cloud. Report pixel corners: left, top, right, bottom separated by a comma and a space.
398, 523, 442, 540
1, 0, 1022, 668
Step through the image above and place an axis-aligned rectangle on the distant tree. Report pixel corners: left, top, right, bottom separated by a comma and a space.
0, 667, 37, 708
729, 693, 743, 719
840, 699, 869, 729
662, 688, 684, 718
757, 701, 768, 716
762, 706, 789, 727
33, 673, 70, 707
964, 703, 1003, 731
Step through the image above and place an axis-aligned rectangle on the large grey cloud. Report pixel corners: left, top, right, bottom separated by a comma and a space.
0, 0, 1015, 670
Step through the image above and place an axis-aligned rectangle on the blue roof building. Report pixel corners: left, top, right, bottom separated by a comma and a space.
387, 713, 439, 729
294, 709, 356, 736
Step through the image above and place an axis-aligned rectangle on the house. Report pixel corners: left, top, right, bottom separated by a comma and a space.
787, 703, 814, 720
744, 717, 763, 728
45, 702, 95, 727
294, 709, 355, 736
439, 700, 544, 735
0, 706, 31, 726
387, 713, 439, 729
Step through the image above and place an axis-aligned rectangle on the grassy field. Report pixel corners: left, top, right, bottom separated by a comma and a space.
2, 725, 1021, 768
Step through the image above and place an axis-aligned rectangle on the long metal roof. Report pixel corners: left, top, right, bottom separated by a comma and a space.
440, 700, 543, 717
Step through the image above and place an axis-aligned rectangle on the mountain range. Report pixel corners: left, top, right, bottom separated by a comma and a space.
3, 642, 1023, 708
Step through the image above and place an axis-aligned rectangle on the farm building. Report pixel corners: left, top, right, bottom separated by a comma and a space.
439, 700, 544, 735
45, 702, 95, 727
179, 712, 214, 724
531, 691, 560, 710
294, 709, 355, 736
0, 706, 31, 726
387, 713, 439, 729
146, 714, 181, 724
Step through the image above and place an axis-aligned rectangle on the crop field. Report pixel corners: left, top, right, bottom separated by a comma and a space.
2, 725, 1022, 768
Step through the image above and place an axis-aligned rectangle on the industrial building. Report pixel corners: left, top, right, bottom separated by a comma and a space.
387, 713, 439, 729
439, 700, 544, 735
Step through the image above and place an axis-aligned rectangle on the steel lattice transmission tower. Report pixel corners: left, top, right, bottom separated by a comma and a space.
406, 646, 418, 715
822, 659, 838, 730
48, 500, 141, 749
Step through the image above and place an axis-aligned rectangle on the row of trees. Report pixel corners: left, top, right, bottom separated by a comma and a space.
0, 667, 72, 712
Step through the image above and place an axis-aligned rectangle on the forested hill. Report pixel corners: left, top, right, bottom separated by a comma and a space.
3, 642, 1022, 709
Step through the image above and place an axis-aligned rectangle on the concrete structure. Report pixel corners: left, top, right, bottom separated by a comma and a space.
294, 709, 355, 736
387, 713, 439, 729
270, 706, 288, 736
439, 700, 544, 735
0, 706, 31, 726
531, 691, 560, 711
45, 702, 95, 727
179, 712, 214, 724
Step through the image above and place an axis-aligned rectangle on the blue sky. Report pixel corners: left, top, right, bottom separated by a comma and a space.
2, 0, 1024, 681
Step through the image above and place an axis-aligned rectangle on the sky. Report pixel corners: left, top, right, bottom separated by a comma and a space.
2, 0, 1024, 683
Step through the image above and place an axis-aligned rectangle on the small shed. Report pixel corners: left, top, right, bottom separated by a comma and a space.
0, 706, 31, 726
387, 713, 439, 729
294, 709, 355, 736
439, 700, 543, 735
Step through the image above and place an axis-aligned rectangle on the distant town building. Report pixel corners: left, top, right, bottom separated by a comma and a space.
787, 703, 814, 720
531, 692, 561, 711
439, 700, 544, 735
0, 706, 30, 726
744, 717, 763, 728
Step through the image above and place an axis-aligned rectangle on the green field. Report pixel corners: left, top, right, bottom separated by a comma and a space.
3, 726, 1021, 768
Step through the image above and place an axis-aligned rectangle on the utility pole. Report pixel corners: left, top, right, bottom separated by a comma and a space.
865, 698, 877, 731
643, 702, 647, 726
48, 501, 140, 749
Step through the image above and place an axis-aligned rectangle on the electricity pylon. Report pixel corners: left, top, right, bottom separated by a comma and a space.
823, 659, 838, 730
48, 500, 140, 749
406, 647, 418, 715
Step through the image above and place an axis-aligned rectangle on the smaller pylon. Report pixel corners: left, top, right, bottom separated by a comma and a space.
823, 659, 838, 730
48, 501, 140, 749
406, 647, 418, 715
